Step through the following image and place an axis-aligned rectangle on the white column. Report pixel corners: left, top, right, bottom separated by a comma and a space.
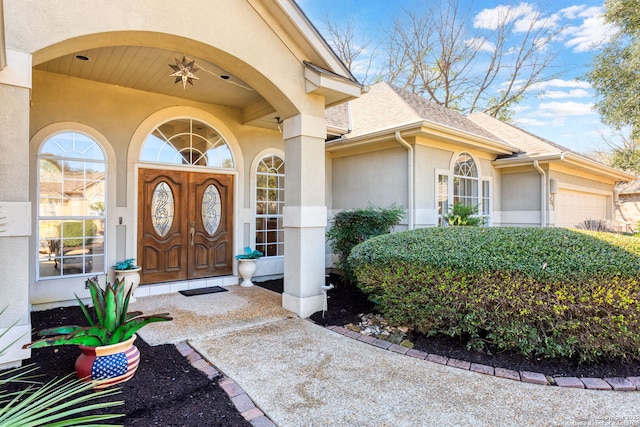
0, 49, 33, 367
281, 113, 327, 317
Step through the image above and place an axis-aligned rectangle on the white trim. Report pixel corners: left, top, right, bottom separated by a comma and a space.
0, 49, 31, 89
0, 324, 31, 366
283, 206, 327, 228
282, 292, 324, 318
558, 182, 614, 197
500, 211, 542, 225
414, 208, 438, 226
283, 114, 326, 140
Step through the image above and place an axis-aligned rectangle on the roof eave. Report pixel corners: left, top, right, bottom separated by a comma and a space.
494, 152, 636, 181
275, 0, 358, 83
326, 119, 516, 155
304, 62, 365, 107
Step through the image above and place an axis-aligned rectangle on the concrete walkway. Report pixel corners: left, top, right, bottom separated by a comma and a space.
133, 286, 640, 427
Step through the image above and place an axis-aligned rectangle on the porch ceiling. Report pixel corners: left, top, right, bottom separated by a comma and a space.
34, 45, 280, 129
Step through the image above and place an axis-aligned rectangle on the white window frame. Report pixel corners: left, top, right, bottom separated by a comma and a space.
37, 131, 107, 280
254, 154, 285, 257
435, 153, 492, 226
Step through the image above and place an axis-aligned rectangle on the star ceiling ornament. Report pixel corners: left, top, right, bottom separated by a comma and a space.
169, 56, 200, 89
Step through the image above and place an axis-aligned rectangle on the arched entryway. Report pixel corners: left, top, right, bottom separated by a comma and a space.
1, 1, 363, 369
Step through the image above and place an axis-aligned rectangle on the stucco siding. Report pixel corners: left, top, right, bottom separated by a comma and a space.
331, 147, 407, 210
501, 171, 540, 211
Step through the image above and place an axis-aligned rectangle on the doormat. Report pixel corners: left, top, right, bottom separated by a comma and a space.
179, 286, 228, 297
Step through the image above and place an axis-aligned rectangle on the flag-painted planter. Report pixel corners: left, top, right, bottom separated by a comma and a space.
75, 334, 140, 389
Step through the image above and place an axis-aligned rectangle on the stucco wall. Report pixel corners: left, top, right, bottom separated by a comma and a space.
330, 147, 408, 211
0, 83, 32, 365
499, 170, 541, 226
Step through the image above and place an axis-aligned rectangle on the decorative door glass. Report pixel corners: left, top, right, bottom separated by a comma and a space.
201, 184, 222, 235
151, 181, 174, 237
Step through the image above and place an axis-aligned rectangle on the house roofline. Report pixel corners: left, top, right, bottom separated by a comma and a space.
493, 152, 635, 181
326, 119, 517, 155
276, 0, 359, 84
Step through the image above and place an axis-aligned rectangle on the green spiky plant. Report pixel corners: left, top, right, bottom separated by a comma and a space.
23, 277, 172, 348
0, 307, 124, 426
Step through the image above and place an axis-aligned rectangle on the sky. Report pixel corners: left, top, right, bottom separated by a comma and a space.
298, 0, 620, 154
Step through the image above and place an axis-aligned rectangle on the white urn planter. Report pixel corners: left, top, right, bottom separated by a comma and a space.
113, 267, 142, 301
237, 259, 257, 287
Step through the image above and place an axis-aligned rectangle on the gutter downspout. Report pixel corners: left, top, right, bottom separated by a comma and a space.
395, 131, 414, 230
533, 160, 546, 227
0, 0, 6, 70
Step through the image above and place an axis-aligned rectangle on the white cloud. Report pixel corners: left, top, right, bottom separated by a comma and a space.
537, 101, 595, 117
465, 37, 496, 52
529, 79, 591, 91
474, 3, 558, 32
562, 6, 617, 52
537, 89, 591, 99
516, 116, 566, 128
559, 5, 587, 20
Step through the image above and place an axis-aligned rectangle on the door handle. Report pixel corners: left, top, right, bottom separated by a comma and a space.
189, 222, 195, 245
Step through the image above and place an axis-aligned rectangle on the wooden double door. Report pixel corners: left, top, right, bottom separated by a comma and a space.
137, 169, 233, 284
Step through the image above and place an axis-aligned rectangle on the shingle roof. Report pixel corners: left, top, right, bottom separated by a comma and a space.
326, 82, 506, 144
617, 179, 640, 194
467, 112, 593, 158
325, 102, 349, 133
388, 85, 501, 141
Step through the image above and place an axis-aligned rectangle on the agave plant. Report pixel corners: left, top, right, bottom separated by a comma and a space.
24, 277, 172, 348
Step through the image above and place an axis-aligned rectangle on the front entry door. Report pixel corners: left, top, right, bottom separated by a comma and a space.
137, 168, 233, 284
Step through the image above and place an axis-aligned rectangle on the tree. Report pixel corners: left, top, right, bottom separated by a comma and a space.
586, 0, 640, 138
323, 1, 561, 119
323, 17, 377, 85
385, 1, 561, 118
589, 129, 640, 174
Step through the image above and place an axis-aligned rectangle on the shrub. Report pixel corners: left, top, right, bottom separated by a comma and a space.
443, 202, 482, 226
349, 227, 640, 362
575, 218, 618, 233
326, 205, 404, 283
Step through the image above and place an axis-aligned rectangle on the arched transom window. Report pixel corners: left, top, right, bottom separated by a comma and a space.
453, 152, 478, 207
38, 132, 106, 278
255, 155, 285, 257
141, 118, 234, 168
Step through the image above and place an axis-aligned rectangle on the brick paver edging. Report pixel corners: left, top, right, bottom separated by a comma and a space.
325, 325, 640, 392
174, 342, 277, 426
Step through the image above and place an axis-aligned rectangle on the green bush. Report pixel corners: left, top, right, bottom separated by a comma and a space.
326, 205, 404, 283
443, 202, 482, 226
61, 220, 97, 248
349, 227, 640, 362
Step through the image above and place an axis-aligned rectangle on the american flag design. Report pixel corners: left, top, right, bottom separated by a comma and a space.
90, 345, 140, 389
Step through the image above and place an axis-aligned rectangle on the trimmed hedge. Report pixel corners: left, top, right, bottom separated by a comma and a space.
348, 227, 640, 362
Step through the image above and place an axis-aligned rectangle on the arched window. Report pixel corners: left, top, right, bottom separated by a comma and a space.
38, 132, 106, 278
437, 152, 490, 226
140, 118, 234, 168
453, 152, 478, 207
255, 155, 285, 257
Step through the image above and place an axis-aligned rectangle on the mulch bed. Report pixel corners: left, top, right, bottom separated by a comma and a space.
6, 276, 640, 426
4, 306, 250, 427
299, 274, 640, 379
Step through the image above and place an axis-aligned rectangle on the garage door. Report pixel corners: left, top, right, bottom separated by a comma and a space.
556, 189, 608, 228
